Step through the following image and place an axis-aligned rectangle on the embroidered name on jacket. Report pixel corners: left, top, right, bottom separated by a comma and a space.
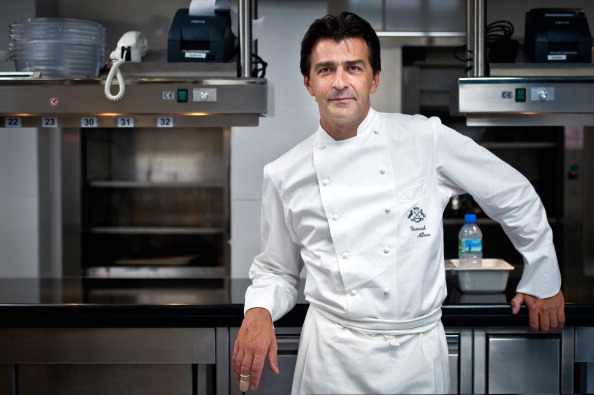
408, 207, 431, 238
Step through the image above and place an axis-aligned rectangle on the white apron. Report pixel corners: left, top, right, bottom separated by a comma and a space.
291, 306, 450, 395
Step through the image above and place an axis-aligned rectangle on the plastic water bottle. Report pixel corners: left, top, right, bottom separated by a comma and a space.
458, 214, 483, 267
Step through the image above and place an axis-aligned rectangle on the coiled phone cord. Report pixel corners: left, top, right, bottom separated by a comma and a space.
104, 57, 126, 101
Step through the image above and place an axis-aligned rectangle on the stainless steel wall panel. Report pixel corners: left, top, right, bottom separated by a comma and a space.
458, 328, 473, 394
446, 332, 460, 394
576, 327, 594, 362
487, 334, 560, 393
17, 364, 197, 395
562, 327, 576, 393
84, 127, 225, 183
473, 329, 487, 394
0, 328, 216, 364
216, 327, 231, 395
473, 327, 573, 394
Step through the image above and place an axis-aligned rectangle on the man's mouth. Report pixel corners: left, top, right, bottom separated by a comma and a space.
330, 97, 353, 103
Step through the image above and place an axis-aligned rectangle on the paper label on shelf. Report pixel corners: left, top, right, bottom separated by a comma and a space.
185, 51, 207, 59
4, 116, 21, 128
548, 54, 567, 60
81, 117, 98, 128
42, 116, 58, 128
156, 116, 174, 128
117, 116, 135, 128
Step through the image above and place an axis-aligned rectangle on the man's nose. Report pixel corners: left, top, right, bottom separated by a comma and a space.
332, 68, 348, 89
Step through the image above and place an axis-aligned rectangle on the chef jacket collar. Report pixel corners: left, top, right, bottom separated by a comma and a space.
315, 108, 378, 146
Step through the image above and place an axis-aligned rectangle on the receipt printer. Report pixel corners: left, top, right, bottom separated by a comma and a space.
167, 8, 235, 62
524, 8, 592, 63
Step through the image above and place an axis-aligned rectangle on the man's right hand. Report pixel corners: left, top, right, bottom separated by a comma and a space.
232, 307, 279, 391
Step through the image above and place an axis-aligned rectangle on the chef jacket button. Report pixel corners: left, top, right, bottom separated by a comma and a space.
350, 290, 358, 296
384, 288, 390, 295
383, 247, 390, 254
379, 168, 386, 175
332, 214, 339, 221
322, 179, 330, 186
373, 130, 380, 134
342, 252, 349, 259
319, 145, 326, 150
385, 208, 391, 214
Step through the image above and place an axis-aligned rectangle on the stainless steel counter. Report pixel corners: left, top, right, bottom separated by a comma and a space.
0, 277, 593, 394
0, 276, 592, 328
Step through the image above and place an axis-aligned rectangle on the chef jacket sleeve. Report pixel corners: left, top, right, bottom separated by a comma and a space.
244, 163, 304, 321
432, 118, 561, 299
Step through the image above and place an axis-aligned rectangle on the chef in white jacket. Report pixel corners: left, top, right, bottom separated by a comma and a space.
232, 11, 565, 394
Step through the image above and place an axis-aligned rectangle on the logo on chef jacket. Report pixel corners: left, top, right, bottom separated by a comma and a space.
408, 207, 425, 223
408, 207, 430, 238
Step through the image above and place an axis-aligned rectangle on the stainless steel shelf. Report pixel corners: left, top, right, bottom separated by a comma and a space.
88, 180, 225, 188
451, 75, 594, 126
86, 265, 226, 279
89, 227, 225, 235
376, 30, 465, 47
0, 76, 267, 127
1, 114, 262, 128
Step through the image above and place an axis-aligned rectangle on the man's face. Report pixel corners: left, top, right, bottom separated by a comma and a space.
304, 37, 380, 139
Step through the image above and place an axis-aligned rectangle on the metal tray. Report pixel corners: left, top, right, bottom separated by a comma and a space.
445, 259, 514, 293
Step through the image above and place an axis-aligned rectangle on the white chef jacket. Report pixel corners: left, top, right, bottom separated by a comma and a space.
244, 108, 561, 327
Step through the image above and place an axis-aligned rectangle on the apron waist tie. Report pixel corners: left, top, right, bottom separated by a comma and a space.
312, 304, 442, 336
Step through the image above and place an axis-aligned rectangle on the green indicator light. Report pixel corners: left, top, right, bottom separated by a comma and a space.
177, 89, 188, 102
515, 88, 526, 102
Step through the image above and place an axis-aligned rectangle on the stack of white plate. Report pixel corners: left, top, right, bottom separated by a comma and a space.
9, 18, 105, 78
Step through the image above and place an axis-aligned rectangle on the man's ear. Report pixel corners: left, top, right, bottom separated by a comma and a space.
370, 71, 380, 94
303, 75, 315, 97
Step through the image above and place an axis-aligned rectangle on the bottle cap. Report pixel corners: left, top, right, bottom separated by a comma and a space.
464, 214, 477, 223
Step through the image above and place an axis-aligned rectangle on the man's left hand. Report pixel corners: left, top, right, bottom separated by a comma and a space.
511, 291, 565, 332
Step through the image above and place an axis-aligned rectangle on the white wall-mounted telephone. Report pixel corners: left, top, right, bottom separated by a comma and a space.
104, 31, 148, 101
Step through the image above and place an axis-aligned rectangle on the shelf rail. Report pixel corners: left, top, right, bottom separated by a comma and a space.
467, 0, 486, 77
238, 0, 254, 78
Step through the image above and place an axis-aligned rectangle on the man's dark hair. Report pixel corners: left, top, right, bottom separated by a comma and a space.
300, 12, 381, 78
